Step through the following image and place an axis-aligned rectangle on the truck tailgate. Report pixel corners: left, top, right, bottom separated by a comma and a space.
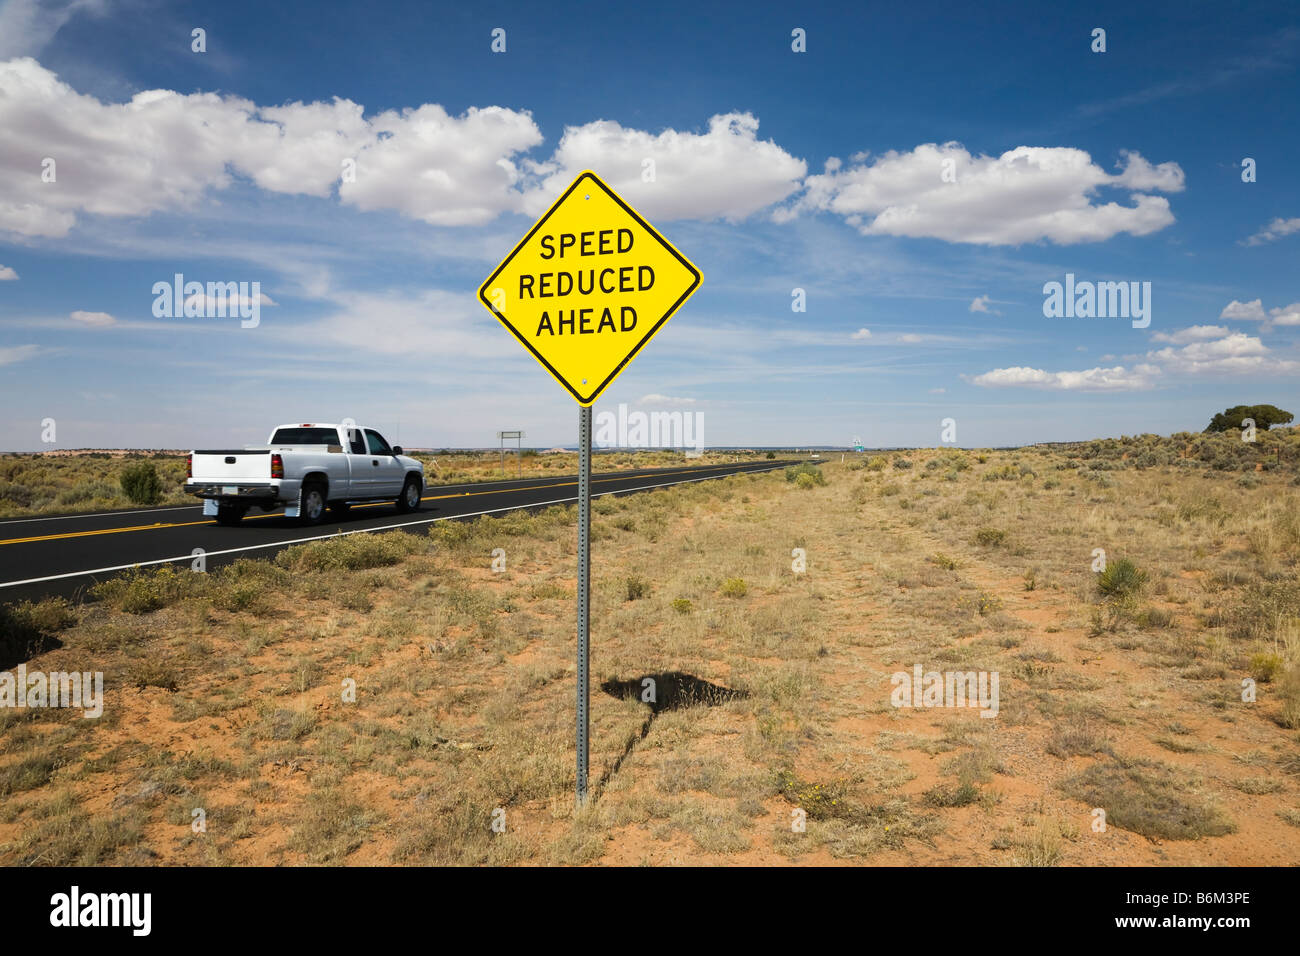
191, 449, 271, 483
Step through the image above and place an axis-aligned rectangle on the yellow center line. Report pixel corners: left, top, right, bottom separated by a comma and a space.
0, 519, 215, 546
0, 463, 775, 546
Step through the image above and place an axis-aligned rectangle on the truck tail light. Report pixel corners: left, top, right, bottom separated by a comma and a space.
271, 453, 284, 479
186, 454, 192, 479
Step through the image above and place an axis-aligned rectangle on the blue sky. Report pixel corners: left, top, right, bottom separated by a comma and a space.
1, 0, 1298, 450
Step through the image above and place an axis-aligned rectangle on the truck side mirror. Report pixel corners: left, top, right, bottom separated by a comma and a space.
392, 446, 403, 455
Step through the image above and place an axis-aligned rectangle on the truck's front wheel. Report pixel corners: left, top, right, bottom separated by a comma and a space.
396, 476, 422, 513
299, 482, 327, 525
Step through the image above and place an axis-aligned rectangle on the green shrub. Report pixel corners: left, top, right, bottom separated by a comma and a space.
277, 531, 420, 572
55, 480, 119, 506
1096, 558, 1146, 598
794, 472, 816, 490
973, 527, 1006, 547
719, 577, 747, 598
765, 452, 776, 459
1248, 652, 1284, 683
624, 575, 649, 601
983, 464, 1019, 481
671, 598, 693, 614
784, 463, 825, 486
90, 565, 193, 614
119, 462, 162, 505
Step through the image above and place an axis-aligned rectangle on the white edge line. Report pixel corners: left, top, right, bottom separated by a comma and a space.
0, 462, 788, 590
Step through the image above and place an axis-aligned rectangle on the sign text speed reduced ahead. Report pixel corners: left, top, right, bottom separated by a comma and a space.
478, 170, 702, 406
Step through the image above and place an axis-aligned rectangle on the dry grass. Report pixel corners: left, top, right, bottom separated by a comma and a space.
2, 431, 1299, 865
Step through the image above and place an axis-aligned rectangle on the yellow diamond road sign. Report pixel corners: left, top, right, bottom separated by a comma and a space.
478, 170, 702, 406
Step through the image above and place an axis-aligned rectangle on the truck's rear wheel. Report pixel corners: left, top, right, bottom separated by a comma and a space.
299, 482, 327, 525
396, 476, 422, 513
214, 502, 247, 526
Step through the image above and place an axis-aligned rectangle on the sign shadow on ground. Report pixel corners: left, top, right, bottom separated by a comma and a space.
594, 672, 748, 800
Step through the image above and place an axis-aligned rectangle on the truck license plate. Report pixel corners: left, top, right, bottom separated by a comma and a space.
222, 486, 238, 495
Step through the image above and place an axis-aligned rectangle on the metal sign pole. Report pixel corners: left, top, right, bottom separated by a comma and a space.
576, 404, 592, 807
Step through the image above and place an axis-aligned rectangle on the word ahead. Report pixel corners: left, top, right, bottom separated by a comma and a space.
479, 170, 701, 405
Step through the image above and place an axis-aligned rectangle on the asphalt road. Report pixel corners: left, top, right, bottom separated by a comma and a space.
0, 458, 804, 604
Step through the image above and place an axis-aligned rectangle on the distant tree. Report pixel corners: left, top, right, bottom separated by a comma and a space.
1205, 404, 1294, 433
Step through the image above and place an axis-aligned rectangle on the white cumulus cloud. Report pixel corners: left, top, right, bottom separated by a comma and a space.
1220, 299, 1267, 321
1147, 332, 1298, 376
1150, 324, 1229, 344
1270, 303, 1300, 326
1219, 298, 1300, 328
525, 113, 806, 222
1244, 216, 1300, 246
0, 264, 17, 280
0, 59, 806, 238
970, 364, 1159, 391
341, 103, 543, 226
70, 309, 114, 326
786, 143, 1183, 245
973, 329, 1296, 390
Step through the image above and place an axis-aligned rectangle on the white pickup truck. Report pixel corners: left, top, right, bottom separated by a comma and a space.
185, 423, 425, 526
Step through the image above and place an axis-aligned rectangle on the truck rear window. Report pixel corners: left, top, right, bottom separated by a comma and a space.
270, 427, 340, 446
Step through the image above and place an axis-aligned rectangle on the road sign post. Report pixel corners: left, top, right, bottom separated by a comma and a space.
576, 405, 591, 804
497, 430, 524, 477
478, 170, 701, 808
